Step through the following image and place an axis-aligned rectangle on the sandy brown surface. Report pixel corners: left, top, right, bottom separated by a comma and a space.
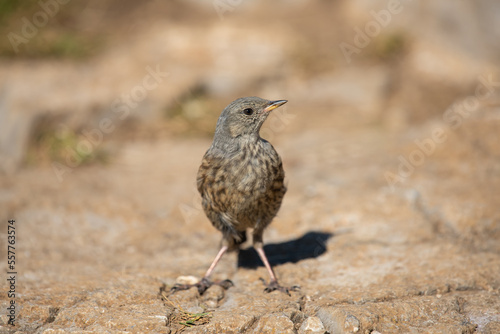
1, 1, 500, 333
2, 106, 500, 333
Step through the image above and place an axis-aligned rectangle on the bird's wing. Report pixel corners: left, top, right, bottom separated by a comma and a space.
196, 153, 223, 195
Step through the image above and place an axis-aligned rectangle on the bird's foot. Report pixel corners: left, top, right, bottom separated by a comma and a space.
171, 277, 233, 295
260, 278, 300, 296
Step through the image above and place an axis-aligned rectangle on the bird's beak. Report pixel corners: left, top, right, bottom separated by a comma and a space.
264, 100, 288, 113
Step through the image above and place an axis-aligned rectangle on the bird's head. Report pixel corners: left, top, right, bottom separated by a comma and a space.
214, 97, 288, 140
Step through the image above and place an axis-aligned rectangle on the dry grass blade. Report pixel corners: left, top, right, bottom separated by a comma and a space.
160, 291, 212, 330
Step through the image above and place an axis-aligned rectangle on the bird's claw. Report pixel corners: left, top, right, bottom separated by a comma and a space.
171, 277, 234, 295
260, 278, 300, 296
216, 279, 234, 290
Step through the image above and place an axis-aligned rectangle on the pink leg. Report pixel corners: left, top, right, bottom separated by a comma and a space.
203, 245, 228, 279
255, 246, 278, 282
255, 245, 299, 295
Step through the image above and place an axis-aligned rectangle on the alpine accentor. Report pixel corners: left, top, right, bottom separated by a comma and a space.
173, 96, 295, 295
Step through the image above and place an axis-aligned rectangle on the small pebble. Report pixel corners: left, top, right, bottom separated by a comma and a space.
175, 275, 199, 285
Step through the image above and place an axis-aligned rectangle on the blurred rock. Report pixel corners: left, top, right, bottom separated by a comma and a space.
298, 316, 326, 334
317, 307, 363, 334
252, 313, 295, 334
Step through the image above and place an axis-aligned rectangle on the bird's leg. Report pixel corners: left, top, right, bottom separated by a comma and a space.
203, 245, 229, 279
255, 246, 278, 281
171, 245, 233, 295
253, 232, 299, 296
197, 245, 234, 293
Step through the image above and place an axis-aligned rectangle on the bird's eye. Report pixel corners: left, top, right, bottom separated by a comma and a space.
242, 108, 254, 116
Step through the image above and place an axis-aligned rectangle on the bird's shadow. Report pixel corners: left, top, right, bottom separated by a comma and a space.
237, 231, 333, 268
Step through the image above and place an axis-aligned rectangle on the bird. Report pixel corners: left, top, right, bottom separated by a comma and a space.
172, 96, 296, 295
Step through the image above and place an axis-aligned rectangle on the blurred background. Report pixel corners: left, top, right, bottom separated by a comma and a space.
1, 0, 500, 332
0, 0, 499, 172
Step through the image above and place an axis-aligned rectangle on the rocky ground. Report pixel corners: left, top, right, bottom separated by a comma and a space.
1, 1, 500, 333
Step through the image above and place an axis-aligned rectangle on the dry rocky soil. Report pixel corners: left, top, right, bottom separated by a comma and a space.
2, 102, 500, 333
1, 1, 500, 333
